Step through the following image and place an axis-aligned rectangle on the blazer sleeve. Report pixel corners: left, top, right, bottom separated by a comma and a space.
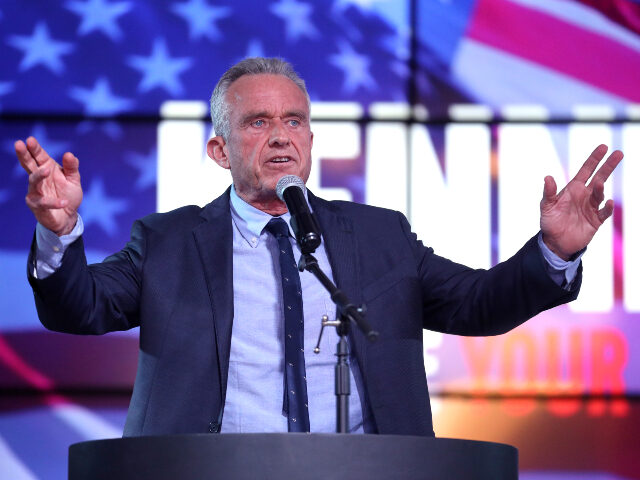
396, 211, 582, 336
27, 220, 146, 335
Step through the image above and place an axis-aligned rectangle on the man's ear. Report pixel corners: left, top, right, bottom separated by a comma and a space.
207, 136, 230, 169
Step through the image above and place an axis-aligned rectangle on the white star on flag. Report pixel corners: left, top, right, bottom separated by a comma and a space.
79, 178, 129, 235
126, 148, 157, 190
66, 0, 132, 41
68, 77, 134, 116
7, 22, 74, 75
171, 0, 231, 41
329, 41, 377, 92
127, 38, 194, 95
270, 0, 319, 42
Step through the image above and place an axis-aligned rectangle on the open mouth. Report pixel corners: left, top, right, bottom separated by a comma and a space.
269, 157, 292, 163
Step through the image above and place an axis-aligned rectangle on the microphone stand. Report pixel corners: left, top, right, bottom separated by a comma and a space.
298, 253, 379, 433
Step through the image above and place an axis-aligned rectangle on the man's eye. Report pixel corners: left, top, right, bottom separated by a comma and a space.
288, 119, 300, 127
252, 119, 265, 127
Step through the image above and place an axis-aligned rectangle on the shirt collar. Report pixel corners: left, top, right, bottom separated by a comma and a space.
230, 184, 311, 248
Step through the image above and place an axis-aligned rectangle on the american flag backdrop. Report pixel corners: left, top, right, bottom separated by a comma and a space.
1, 1, 640, 478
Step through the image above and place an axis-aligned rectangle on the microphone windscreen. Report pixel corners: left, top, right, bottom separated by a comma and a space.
276, 175, 306, 202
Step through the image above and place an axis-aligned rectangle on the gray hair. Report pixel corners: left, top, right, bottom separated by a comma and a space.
210, 57, 310, 140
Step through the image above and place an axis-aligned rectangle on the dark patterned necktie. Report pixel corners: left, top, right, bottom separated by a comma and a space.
265, 217, 310, 432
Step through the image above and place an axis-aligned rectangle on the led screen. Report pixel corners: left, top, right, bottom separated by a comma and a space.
1, 1, 639, 479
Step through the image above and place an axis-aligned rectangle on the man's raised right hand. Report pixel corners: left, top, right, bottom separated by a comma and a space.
15, 136, 83, 236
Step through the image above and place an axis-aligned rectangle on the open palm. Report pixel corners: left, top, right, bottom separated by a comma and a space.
15, 136, 83, 236
540, 145, 622, 260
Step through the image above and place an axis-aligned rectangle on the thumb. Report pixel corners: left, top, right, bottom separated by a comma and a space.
597, 199, 614, 224
542, 176, 557, 205
61, 152, 80, 180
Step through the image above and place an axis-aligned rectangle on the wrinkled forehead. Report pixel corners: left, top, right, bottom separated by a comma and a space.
225, 74, 310, 114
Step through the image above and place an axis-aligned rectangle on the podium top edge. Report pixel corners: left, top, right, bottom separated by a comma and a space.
70, 433, 517, 453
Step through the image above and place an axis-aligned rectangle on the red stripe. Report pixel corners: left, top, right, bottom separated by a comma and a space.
466, 0, 640, 102
0, 335, 73, 407
576, 0, 640, 36
0, 334, 54, 390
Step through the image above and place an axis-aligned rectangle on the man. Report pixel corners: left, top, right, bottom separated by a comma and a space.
15, 57, 622, 437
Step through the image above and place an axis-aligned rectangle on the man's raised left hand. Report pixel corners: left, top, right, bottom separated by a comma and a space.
540, 144, 623, 261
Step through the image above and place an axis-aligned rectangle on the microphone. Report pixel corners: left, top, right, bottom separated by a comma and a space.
276, 175, 322, 254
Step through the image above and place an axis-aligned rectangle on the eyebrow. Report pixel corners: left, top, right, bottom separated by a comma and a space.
284, 110, 308, 121
239, 110, 308, 125
240, 111, 268, 124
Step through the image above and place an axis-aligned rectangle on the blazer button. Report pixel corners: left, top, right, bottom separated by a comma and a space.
208, 421, 220, 433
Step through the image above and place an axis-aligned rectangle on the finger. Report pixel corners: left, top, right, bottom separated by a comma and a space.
25, 136, 54, 166
61, 152, 80, 179
597, 199, 614, 224
27, 165, 53, 192
573, 144, 608, 184
541, 175, 557, 204
15, 139, 39, 174
589, 179, 605, 209
588, 149, 623, 187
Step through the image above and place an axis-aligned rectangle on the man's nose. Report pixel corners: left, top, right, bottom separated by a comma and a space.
268, 121, 290, 147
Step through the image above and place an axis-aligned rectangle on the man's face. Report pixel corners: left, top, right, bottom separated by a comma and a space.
208, 74, 313, 209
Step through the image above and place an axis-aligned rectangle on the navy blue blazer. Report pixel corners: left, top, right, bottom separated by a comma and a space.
28, 189, 580, 437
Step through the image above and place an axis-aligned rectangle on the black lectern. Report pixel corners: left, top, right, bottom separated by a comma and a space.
69, 433, 518, 479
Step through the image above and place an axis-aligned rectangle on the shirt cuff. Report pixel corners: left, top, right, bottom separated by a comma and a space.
34, 216, 84, 279
537, 232, 583, 290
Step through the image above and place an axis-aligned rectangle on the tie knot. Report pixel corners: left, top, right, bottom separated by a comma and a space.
265, 217, 290, 238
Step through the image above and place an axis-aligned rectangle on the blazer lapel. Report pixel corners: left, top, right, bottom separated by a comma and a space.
309, 192, 369, 360
309, 193, 360, 304
193, 189, 234, 403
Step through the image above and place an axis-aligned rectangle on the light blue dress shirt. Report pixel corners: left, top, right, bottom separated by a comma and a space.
223, 186, 370, 433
